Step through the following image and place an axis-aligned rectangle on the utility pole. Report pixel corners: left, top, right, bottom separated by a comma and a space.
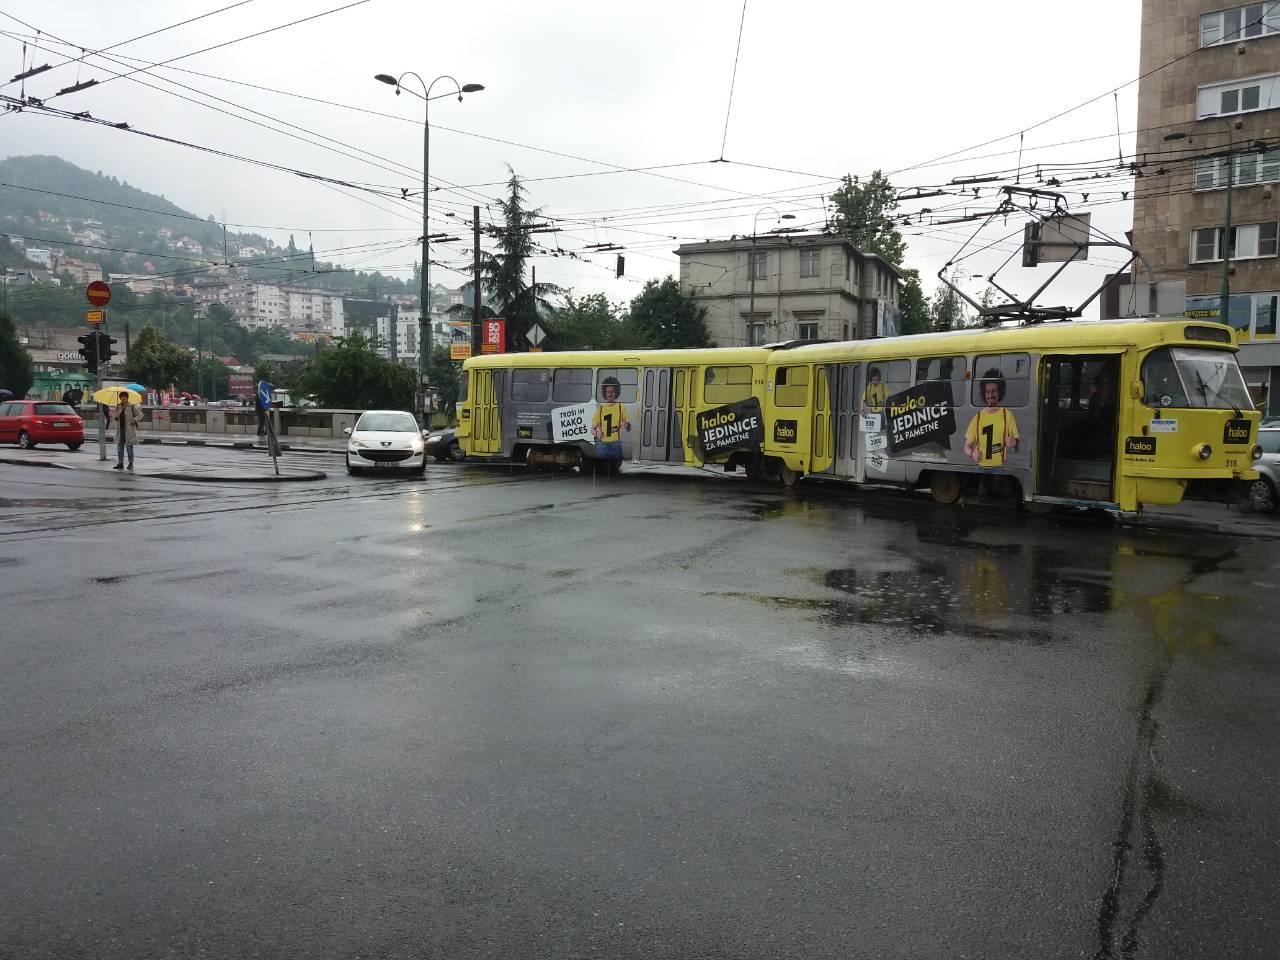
389, 299, 398, 363
473, 205, 482, 355
95, 313, 106, 461
1221, 140, 1234, 329
196, 307, 203, 400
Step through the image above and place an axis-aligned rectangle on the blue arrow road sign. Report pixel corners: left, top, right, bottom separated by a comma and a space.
257, 380, 273, 410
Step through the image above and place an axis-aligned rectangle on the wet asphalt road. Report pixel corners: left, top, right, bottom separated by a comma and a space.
1, 451, 1277, 959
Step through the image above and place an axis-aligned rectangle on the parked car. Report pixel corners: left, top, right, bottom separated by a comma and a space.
344, 409, 427, 475
0, 400, 85, 450
1249, 427, 1279, 512
424, 427, 465, 462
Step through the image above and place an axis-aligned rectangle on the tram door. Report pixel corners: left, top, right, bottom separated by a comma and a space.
639, 367, 695, 462
1037, 355, 1120, 502
471, 369, 501, 455
831, 363, 862, 480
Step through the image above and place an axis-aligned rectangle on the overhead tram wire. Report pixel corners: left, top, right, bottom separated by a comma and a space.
718, 0, 748, 160
888, 0, 1280, 178
0, 0, 260, 92
30, 0, 374, 105
0, 181, 422, 235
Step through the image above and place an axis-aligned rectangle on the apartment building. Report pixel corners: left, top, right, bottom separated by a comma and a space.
197, 280, 345, 332
674, 234, 903, 347
1130, 0, 1280, 406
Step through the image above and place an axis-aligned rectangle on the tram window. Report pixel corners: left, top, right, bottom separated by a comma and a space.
704, 365, 753, 404
862, 359, 909, 413
1141, 348, 1189, 408
552, 368, 593, 403
972, 354, 1030, 407
915, 355, 967, 385
1143, 346, 1253, 409
596, 367, 638, 403
458, 371, 469, 404
775, 365, 810, 407
511, 368, 550, 402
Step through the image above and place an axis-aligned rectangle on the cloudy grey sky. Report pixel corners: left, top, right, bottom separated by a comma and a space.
1, 0, 1142, 313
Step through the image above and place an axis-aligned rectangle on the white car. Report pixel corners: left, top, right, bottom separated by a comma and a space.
344, 409, 428, 475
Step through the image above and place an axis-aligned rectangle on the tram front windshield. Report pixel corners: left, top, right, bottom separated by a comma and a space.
1142, 347, 1254, 410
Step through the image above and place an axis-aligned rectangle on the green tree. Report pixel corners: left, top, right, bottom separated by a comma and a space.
829, 170, 907, 267
898, 269, 930, 335
474, 168, 561, 351
122, 325, 194, 391
425, 345, 460, 417
930, 268, 971, 332
185, 357, 231, 400
624, 277, 710, 349
252, 360, 275, 384
289, 331, 415, 409
543, 293, 635, 350
0, 308, 35, 397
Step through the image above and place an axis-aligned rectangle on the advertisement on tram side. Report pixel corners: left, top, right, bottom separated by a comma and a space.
862, 355, 1035, 481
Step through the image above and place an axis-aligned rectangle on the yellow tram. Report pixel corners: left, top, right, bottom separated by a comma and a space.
458, 318, 1262, 514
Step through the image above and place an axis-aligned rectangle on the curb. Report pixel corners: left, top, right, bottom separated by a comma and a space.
135, 437, 341, 455
0, 455, 72, 469
150, 470, 329, 483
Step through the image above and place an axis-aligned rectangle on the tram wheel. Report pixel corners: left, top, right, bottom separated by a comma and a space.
778, 464, 799, 488
928, 471, 962, 505
1024, 500, 1055, 515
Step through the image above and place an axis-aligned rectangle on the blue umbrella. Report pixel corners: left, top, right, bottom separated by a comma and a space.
0, 389, 13, 401
124, 382, 147, 393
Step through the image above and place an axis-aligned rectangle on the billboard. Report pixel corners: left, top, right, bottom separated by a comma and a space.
481, 319, 506, 354
229, 374, 254, 397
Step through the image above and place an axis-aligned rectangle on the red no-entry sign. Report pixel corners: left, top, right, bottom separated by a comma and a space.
86, 280, 111, 306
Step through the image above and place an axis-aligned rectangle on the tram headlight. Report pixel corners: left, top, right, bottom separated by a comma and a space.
1195, 442, 1213, 461
1253, 444, 1264, 461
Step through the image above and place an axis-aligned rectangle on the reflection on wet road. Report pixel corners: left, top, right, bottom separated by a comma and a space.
1, 461, 1276, 959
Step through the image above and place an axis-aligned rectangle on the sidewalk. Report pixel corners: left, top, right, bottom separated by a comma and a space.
1141, 500, 1280, 540
0, 444, 328, 483
127, 429, 347, 455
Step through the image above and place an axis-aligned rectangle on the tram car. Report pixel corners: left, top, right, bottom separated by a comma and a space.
458, 319, 1262, 515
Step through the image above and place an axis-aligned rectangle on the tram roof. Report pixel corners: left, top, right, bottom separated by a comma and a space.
461, 318, 1238, 370
766, 317, 1240, 364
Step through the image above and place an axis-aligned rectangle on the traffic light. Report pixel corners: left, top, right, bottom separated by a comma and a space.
616, 254, 625, 278
96, 331, 117, 365
77, 333, 98, 374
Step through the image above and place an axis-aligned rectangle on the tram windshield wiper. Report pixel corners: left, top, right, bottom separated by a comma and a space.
1196, 370, 1242, 418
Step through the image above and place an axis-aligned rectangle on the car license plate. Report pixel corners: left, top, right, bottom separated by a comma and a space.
53, 421, 69, 427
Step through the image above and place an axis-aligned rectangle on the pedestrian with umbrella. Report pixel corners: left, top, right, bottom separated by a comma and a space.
94, 387, 143, 470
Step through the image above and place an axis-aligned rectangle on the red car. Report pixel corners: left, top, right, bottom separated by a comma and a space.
0, 400, 86, 450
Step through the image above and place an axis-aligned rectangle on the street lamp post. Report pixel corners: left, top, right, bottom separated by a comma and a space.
747, 208, 795, 346
376, 72, 483, 422
1166, 115, 1243, 326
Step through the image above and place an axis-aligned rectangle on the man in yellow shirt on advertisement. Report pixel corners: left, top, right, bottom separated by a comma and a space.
862, 365, 886, 414
964, 369, 1020, 468
592, 376, 631, 469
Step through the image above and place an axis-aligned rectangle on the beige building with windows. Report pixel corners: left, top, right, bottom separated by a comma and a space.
674, 234, 903, 347
1130, 0, 1280, 405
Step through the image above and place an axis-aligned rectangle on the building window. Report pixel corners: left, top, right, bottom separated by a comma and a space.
1194, 149, 1280, 190
1197, 74, 1279, 118
747, 250, 767, 281
1187, 291, 1280, 338
798, 322, 821, 341
749, 322, 768, 346
1190, 222, 1279, 262
1201, 4, 1280, 46
799, 249, 821, 278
